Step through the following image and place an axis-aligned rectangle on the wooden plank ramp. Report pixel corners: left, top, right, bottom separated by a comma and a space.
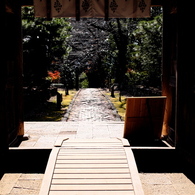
39, 138, 144, 195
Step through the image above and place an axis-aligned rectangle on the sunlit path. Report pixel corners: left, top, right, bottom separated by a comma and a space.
66, 88, 121, 122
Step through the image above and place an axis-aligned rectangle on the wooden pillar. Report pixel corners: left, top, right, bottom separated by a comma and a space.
176, 0, 195, 164
162, 0, 177, 144
14, 1, 24, 137
0, 0, 9, 175
162, 1, 171, 136
0, 0, 24, 148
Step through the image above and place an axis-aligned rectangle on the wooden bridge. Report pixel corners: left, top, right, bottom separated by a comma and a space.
39, 138, 144, 195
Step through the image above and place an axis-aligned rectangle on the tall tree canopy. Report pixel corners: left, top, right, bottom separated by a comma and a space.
92, 9, 163, 93
67, 18, 109, 88
22, 7, 72, 86
127, 14, 163, 89
22, 7, 162, 94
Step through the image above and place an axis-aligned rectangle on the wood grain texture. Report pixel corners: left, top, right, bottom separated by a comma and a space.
39, 138, 144, 195
124, 97, 166, 140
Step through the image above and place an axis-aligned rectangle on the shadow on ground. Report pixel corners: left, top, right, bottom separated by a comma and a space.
2, 149, 51, 176
24, 102, 66, 121
133, 148, 195, 184
1, 148, 194, 184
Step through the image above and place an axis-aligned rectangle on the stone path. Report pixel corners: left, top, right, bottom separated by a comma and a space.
0, 174, 43, 195
65, 88, 121, 122
1, 88, 195, 195
18, 121, 124, 147
140, 173, 195, 195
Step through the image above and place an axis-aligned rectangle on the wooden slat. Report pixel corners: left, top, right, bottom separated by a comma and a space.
56, 159, 127, 164
55, 163, 129, 168
61, 145, 122, 148
58, 149, 125, 154
62, 143, 122, 146
50, 184, 134, 191
58, 146, 122, 152
53, 173, 132, 179
54, 168, 130, 174
61, 146, 123, 149
49, 191, 135, 195
59, 149, 125, 152
58, 151, 125, 155
58, 153, 125, 156
51, 178, 132, 184
58, 152, 125, 155
58, 154, 126, 157
57, 155, 127, 160
59, 148, 124, 151
63, 139, 122, 143
62, 141, 122, 146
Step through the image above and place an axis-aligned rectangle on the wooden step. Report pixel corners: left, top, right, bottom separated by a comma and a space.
39, 138, 144, 195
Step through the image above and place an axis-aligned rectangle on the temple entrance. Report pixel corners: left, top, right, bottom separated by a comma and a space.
1, 0, 195, 180
0, 0, 173, 148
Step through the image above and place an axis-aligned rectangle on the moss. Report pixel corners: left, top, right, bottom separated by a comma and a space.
105, 91, 127, 121
24, 90, 77, 121
59, 90, 77, 110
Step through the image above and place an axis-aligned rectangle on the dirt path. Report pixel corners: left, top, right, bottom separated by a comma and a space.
65, 88, 121, 122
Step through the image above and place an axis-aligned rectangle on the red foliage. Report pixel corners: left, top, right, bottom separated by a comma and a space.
47, 70, 61, 81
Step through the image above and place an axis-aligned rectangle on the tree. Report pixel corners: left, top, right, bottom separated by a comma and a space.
67, 18, 109, 88
90, 7, 163, 97
22, 7, 71, 87
89, 18, 139, 99
129, 14, 163, 89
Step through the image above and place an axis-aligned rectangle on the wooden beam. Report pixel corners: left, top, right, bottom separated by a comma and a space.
21, 0, 163, 7
21, 0, 33, 6
151, 0, 163, 6
162, 0, 173, 137
0, 1, 9, 174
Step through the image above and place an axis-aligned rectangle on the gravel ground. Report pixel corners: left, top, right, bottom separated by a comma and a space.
66, 88, 121, 122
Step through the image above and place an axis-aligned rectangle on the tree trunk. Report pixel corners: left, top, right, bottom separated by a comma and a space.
114, 19, 128, 88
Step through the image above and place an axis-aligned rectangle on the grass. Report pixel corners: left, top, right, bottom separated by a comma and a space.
24, 89, 126, 121
104, 91, 127, 121
59, 90, 77, 111
24, 89, 77, 121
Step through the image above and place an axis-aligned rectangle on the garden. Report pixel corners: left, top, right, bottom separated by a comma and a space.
22, 7, 163, 120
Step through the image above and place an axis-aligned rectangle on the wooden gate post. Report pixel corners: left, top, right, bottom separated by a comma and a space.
162, 1, 175, 138
0, 0, 24, 147
0, 0, 9, 175
124, 97, 166, 144
15, 1, 24, 137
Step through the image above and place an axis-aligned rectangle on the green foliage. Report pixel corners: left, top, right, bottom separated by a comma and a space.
22, 7, 72, 59
22, 7, 72, 85
22, 7, 163, 93
79, 72, 89, 88
102, 8, 163, 91
125, 14, 163, 89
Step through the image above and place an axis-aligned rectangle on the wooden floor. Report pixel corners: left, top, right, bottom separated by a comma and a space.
39, 138, 144, 195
